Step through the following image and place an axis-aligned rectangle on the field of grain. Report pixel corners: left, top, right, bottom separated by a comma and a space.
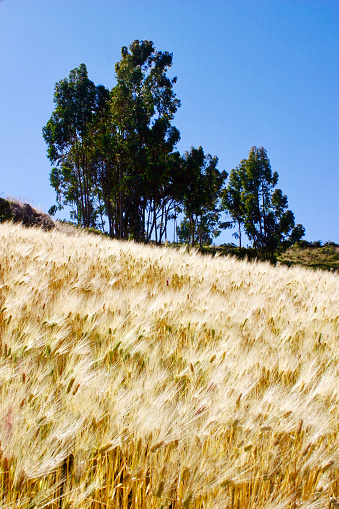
0, 222, 338, 508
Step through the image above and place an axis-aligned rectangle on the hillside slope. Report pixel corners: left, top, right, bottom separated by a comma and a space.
0, 223, 338, 508
277, 242, 339, 272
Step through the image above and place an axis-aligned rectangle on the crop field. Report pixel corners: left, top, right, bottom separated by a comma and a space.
0, 222, 339, 508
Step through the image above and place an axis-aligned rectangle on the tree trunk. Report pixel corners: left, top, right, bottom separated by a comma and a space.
154, 202, 158, 244
119, 163, 123, 239
191, 217, 195, 247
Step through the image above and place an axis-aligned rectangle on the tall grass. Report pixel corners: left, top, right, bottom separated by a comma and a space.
0, 222, 338, 508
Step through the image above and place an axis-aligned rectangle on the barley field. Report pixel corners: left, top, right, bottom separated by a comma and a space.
0, 222, 338, 509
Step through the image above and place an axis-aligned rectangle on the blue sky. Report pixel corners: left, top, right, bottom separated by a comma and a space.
0, 0, 338, 243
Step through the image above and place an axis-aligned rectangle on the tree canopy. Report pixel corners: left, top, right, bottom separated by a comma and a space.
221, 146, 305, 257
42, 64, 110, 227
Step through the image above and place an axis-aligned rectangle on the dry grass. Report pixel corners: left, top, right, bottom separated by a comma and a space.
0, 222, 338, 508
4, 196, 46, 215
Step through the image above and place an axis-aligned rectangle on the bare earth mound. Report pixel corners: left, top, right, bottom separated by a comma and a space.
0, 223, 338, 508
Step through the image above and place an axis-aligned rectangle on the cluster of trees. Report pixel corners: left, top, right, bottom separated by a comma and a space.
43, 39, 304, 256
222, 146, 305, 256
43, 40, 224, 245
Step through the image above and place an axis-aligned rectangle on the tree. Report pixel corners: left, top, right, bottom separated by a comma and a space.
179, 147, 227, 248
86, 91, 119, 236
221, 168, 244, 247
286, 223, 306, 246
176, 217, 190, 244
43, 43, 183, 240
43, 64, 110, 228
110, 40, 181, 241
222, 146, 305, 256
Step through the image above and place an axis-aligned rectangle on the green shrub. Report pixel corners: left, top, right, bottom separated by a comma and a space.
0, 197, 11, 223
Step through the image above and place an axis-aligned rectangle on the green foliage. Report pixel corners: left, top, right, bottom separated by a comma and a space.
221, 168, 244, 247
222, 146, 305, 257
177, 217, 190, 243
42, 64, 110, 228
0, 197, 11, 223
179, 146, 227, 247
110, 39, 181, 242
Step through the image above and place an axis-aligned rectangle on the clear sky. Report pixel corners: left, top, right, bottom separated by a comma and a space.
0, 0, 338, 243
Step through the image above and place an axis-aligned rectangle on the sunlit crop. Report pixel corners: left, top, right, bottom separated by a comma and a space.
0, 222, 338, 508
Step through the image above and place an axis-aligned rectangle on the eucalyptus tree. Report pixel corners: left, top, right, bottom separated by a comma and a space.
180, 147, 227, 247
43, 64, 110, 227
144, 120, 181, 243
221, 168, 245, 247
87, 91, 119, 237
223, 146, 305, 256
110, 39, 181, 241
